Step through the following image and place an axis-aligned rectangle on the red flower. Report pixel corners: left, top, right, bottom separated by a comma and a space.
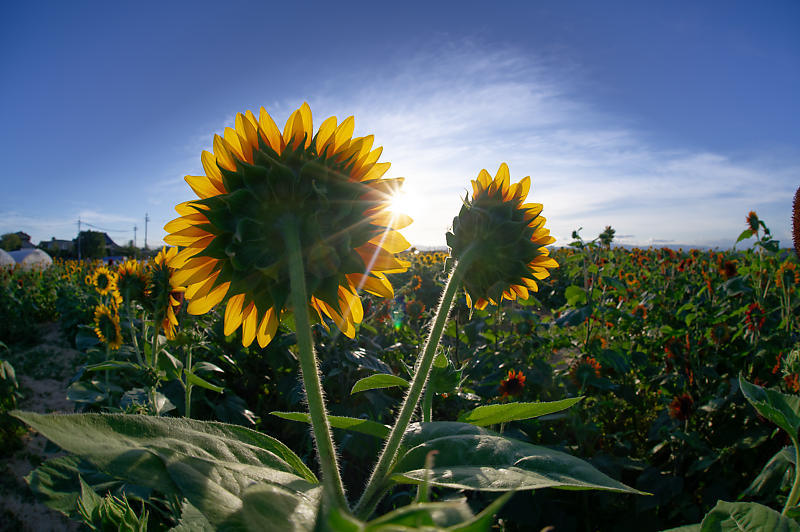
746, 211, 759, 232
668, 393, 694, 421
785, 374, 800, 393
745, 303, 766, 332
569, 357, 602, 386
499, 370, 526, 399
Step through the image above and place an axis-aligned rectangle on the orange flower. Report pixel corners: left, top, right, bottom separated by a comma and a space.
499, 370, 526, 399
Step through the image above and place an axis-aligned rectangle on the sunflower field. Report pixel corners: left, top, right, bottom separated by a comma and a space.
2, 104, 800, 531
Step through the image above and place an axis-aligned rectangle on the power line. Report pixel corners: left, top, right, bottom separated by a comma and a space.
80, 221, 134, 234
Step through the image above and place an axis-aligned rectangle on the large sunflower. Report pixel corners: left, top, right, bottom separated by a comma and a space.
116, 259, 148, 303
447, 163, 558, 310
164, 103, 411, 347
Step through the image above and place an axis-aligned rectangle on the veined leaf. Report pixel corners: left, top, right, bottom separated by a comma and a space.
736, 229, 754, 243
219, 483, 322, 532
185, 371, 224, 393
739, 376, 800, 440
272, 411, 390, 439
12, 411, 318, 526
458, 398, 583, 427
699, 500, 800, 531
351, 374, 410, 395
392, 422, 645, 495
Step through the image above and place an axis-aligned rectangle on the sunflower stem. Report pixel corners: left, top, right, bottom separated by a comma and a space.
354, 254, 471, 518
783, 435, 800, 515
283, 219, 348, 510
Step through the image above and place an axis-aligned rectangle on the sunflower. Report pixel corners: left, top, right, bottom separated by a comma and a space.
498, 369, 526, 399
446, 163, 557, 310
93, 304, 122, 350
92, 266, 118, 296
116, 259, 148, 302
746, 211, 759, 232
745, 302, 766, 332
668, 393, 694, 421
776, 261, 799, 290
163, 103, 411, 347
146, 247, 186, 340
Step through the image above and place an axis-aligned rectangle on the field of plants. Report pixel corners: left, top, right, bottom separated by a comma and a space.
1, 211, 798, 531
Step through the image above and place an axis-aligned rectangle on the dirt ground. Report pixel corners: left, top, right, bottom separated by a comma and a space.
1, 322, 81, 532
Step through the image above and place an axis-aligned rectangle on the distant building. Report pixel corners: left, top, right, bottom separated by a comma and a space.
15, 231, 35, 249
41, 237, 74, 252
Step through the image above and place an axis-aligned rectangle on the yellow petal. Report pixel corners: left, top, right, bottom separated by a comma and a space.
339, 286, 363, 324
224, 294, 245, 336
511, 284, 529, 299
531, 257, 559, 268
475, 298, 489, 310
315, 116, 338, 155
361, 161, 391, 182
171, 259, 218, 287
346, 272, 394, 298
495, 163, 510, 196
213, 134, 237, 171
224, 127, 250, 163
369, 229, 411, 254
357, 244, 409, 273
522, 203, 544, 221
163, 213, 208, 233
235, 113, 260, 153
516, 176, 531, 201
475, 169, 492, 196
367, 210, 413, 230
241, 302, 257, 346
185, 175, 223, 199
201, 150, 224, 188
283, 109, 306, 149
256, 308, 278, 347
333, 116, 355, 152
258, 107, 284, 153
187, 281, 229, 315
298, 102, 313, 148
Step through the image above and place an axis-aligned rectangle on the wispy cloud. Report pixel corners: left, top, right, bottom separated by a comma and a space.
290, 42, 798, 248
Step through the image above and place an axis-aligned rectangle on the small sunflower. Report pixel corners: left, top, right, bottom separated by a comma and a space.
164, 103, 411, 347
498, 369, 526, 399
92, 266, 118, 296
746, 211, 760, 232
745, 302, 766, 332
668, 393, 694, 421
117, 259, 148, 302
776, 261, 799, 290
93, 304, 122, 350
446, 163, 557, 310
146, 247, 186, 340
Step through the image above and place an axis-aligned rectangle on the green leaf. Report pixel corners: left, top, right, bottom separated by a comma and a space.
699, 500, 800, 531
662, 525, 701, 532
457, 398, 583, 427
740, 446, 794, 500
218, 483, 322, 532
365, 499, 474, 529
736, 229, 754, 243
565, 285, 587, 306
170, 500, 215, 531
351, 374, 410, 395
25, 455, 150, 517
739, 376, 800, 440
12, 411, 318, 526
448, 492, 514, 532
393, 422, 645, 495
184, 370, 224, 393
84, 360, 141, 372
272, 411, 390, 439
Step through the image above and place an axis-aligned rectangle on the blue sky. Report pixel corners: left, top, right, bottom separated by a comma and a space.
1, 1, 798, 249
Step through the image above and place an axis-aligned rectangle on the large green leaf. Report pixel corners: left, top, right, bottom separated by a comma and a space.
351, 374, 410, 395
392, 422, 645, 495
740, 446, 794, 500
218, 483, 322, 531
26, 455, 150, 517
272, 411, 390, 439
457, 398, 583, 427
739, 376, 800, 440
699, 500, 800, 531
12, 411, 318, 526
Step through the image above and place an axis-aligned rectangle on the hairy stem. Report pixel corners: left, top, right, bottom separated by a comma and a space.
354, 255, 470, 518
283, 220, 348, 510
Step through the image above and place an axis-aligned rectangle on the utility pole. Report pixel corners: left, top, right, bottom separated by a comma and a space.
77, 218, 82, 261
133, 225, 137, 248
144, 213, 149, 250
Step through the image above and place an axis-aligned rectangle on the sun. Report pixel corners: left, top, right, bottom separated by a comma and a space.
388, 188, 415, 218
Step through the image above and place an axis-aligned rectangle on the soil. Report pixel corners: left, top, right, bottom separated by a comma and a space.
1, 322, 81, 532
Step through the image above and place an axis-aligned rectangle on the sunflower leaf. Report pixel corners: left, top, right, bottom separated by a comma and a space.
272, 411, 390, 440
351, 374, 410, 395
392, 422, 646, 495
457, 398, 583, 427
